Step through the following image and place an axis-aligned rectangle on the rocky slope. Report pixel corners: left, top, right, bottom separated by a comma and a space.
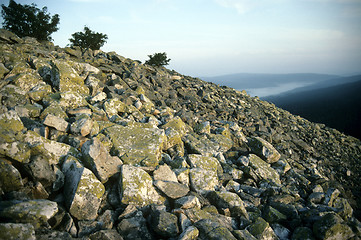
0, 29, 360, 240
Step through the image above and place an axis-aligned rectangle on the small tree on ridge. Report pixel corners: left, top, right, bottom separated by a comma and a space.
145, 52, 171, 67
69, 26, 108, 51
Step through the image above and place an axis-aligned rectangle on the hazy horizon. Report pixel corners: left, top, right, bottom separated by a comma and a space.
2, 0, 361, 77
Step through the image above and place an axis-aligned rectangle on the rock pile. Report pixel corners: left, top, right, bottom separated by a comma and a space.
0, 29, 360, 239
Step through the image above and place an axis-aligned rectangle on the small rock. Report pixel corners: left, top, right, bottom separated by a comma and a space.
248, 137, 281, 163
153, 164, 178, 182
154, 180, 189, 199
43, 114, 68, 132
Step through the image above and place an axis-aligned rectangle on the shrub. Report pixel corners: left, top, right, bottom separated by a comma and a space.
145, 52, 171, 67
1, 0, 60, 41
69, 26, 108, 51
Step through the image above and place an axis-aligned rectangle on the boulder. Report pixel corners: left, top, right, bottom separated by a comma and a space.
189, 168, 218, 193
0, 158, 23, 192
178, 226, 199, 240
207, 191, 249, 218
89, 230, 123, 240
313, 212, 354, 240
117, 211, 152, 240
0, 200, 58, 229
50, 60, 89, 95
104, 125, 167, 167
246, 154, 281, 185
62, 156, 105, 220
24, 130, 80, 165
194, 219, 237, 240
119, 164, 165, 207
0, 223, 35, 240
70, 114, 93, 136
81, 137, 122, 183
153, 180, 189, 199
248, 137, 281, 163
175, 195, 202, 209
149, 210, 179, 238
187, 154, 223, 176
42, 114, 68, 132
248, 217, 278, 240
153, 164, 178, 182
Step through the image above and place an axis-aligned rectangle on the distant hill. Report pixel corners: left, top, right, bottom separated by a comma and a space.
202, 73, 340, 89
274, 75, 361, 95
264, 78, 361, 139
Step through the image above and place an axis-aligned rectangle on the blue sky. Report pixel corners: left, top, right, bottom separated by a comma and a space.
2, 0, 361, 76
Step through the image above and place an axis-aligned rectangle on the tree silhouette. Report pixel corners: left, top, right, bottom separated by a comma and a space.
1, 0, 60, 41
69, 26, 108, 51
145, 52, 171, 67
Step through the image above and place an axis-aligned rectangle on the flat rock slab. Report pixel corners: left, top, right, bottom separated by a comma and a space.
153, 180, 189, 199
104, 125, 167, 167
0, 200, 58, 229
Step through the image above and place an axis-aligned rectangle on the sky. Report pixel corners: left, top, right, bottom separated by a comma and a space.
1, 0, 361, 77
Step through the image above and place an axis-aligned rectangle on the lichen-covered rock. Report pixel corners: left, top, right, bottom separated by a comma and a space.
81, 137, 122, 183
149, 210, 179, 238
59, 91, 89, 109
103, 98, 126, 119
178, 226, 199, 240
14, 103, 42, 118
43, 114, 68, 132
0, 223, 35, 240
194, 219, 237, 240
248, 217, 278, 240
175, 195, 202, 209
0, 110, 31, 163
104, 125, 167, 167
50, 60, 89, 95
248, 137, 281, 163
313, 212, 354, 240
24, 130, 80, 165
207, 191, 249, 219
291, 227, 315, 240
153, 180, 189, 199
153, 164, 178, 182
62, 156, 105, 220
0, 85, 29, 108
0, 200, 58, 229
246, 153, 281, 185
40, 102, 68, 120
189, 168, 218, 193
233, 229, 257, 240
183, 132, 226, 156
117, 211, 152, 240
27, 82, 53, 101
262, 205, 287, 223
26, 154, 56, 188
119, 164, 165, 207
187, 154, 223, 176
70, 114, 93, 136
89, 229, 123, 240
0, 158, 23, 192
